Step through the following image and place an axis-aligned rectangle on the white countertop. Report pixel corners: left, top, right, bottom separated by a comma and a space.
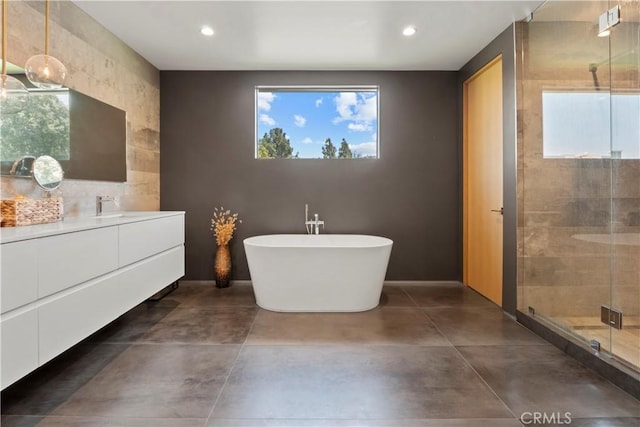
1, 211, 185, 244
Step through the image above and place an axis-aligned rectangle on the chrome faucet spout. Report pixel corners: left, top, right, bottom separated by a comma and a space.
96, 195, 119, 216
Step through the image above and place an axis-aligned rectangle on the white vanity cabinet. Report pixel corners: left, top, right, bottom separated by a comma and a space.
1, 240, 38, 312
38, 227, 119, 298
1, 240, 39, 388
0, 212, 185, 389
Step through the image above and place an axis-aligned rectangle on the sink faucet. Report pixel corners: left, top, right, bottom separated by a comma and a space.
304, 204, 324, 235
96, 195, 119, 216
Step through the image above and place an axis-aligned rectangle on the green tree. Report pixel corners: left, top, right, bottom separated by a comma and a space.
322, 138, 336, 159
257, 140, 272, 158
257, 128, 293, 158
0, 92, 70, 161
338, 138, 352, 159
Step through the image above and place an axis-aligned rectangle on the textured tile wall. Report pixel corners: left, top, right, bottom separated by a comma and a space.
1, 0, 160, 217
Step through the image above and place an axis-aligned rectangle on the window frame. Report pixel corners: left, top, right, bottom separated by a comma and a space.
254, 85, 380, 159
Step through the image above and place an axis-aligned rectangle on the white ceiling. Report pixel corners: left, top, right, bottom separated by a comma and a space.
72, 1, 544, 71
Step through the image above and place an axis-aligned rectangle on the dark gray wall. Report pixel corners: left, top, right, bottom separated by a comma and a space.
161, 71, 459, 281
458, 25, 518, 314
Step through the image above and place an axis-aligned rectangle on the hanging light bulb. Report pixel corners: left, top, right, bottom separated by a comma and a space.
0, 0, 29, 115
25, 0, 66, 89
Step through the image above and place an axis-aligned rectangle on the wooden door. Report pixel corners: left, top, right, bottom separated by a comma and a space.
463, 56, 503, 306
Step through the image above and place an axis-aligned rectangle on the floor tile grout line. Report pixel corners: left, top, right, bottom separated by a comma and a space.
203, 306, 262, 426
406, 291, 477, 349
95, 341, 261, 347
418, 307, 458, 349
2, 414, 208, 423
450, 343, 523, 423
417, 305, 523, 423
398, 285, 421, 308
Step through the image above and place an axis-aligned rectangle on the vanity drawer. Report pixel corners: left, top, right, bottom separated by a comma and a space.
1, 240, 38, 313
38, 226, 118, 298
1, 308, 38, 389
119, 215, 184, 267
38, 246, 184, 365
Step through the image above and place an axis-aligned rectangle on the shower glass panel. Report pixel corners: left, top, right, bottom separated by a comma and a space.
518, 0, 639, 372
610, 0, 639, 369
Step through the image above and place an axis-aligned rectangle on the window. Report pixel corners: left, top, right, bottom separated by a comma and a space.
542, 91, 640, 159
255, 86, 379, 159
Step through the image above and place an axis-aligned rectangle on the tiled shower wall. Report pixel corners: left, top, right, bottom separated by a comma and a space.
1, 0, 159, 217
516, 16, 639, 320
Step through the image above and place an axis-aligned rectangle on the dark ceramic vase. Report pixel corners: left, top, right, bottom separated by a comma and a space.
214, 244, 231, 288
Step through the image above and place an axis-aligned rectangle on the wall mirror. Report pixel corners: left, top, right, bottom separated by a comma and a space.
0, 62, 127, 182
33, 155, 64, 191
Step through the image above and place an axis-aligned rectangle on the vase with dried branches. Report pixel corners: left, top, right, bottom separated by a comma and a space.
210, 207, 241, 288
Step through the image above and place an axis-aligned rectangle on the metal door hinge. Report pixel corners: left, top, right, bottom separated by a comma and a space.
601, 305, 623, 330
599, 5, 620, 36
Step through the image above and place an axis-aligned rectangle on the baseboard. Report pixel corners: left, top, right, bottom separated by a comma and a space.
179, 280, 252, 286
383, 280, 463, 286
180, 280, 463, 287
230, 280, 252, 286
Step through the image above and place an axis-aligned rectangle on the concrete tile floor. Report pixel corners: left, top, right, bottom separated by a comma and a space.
2, 282, 638, 427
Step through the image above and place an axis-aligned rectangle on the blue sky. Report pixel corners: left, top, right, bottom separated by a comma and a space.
256, 89, 378, 158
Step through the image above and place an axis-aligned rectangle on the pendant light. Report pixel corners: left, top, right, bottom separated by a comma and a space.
24, 0, 66, 89
0, 0, 29, 115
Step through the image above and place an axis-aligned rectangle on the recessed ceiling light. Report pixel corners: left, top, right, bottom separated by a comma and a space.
201, 26, 214, 36
402, 26, 417, 37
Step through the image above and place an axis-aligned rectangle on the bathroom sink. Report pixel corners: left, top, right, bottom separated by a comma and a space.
94, 211, 155, 219
95, 213, 124, 219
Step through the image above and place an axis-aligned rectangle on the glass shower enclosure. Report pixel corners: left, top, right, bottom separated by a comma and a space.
517, 0, 639, 373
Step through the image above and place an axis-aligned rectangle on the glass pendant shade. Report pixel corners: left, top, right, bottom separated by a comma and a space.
0, 74, 29, 115
25, 54, 67, 89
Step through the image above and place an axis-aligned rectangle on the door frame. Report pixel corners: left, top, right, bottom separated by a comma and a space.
458, 25, 518, 314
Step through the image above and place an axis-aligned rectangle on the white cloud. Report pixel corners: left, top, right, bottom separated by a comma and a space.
371, 132, 377, 141
358, 94, 377, 122
348, 123, 370, 132
294, 114, 306, 127
257, 92, 275, 111
333, 92, 377, 134
315, 97, 323, 107
301, 137, 313, 144
348, 142, 377, 157
259, 114, 276, 126
333, 92, 357, 123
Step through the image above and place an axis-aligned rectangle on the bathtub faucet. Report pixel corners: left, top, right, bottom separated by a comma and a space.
304, 204, 324, 235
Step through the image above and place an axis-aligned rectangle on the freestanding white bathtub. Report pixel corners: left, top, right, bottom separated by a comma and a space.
244, 234, 393, 312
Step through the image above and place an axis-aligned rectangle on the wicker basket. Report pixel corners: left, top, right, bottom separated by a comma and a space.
1, 197, 63, 227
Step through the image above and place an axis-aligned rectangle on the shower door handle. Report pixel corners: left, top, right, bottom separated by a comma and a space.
491, 207, 504, 215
